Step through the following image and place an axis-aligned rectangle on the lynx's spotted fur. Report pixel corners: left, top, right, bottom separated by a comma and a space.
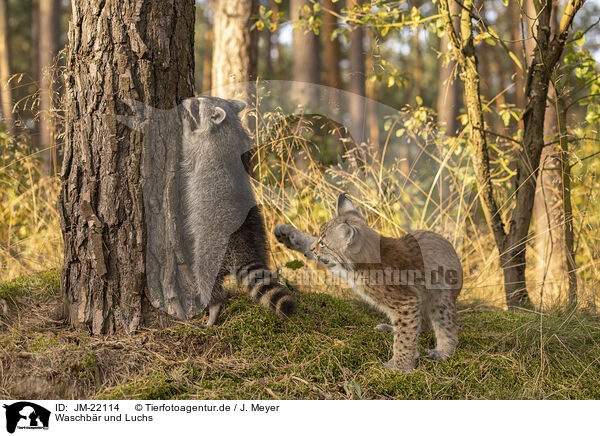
274, 194, 462, 373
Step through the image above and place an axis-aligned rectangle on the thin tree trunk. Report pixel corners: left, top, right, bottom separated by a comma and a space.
39, 0, 61, 175
533, 4, 568, 307
323, 0, 342, 114
557, 94, 578, 309
436, 0, 460, 135
265, 24, 273, 78
0, 0, 14, 135
347, 0, 366, 146
365, 30, 379, 158
323, 0, 342, 90
291, 0, 320, 107
202, 26, 213, 93
510, 0, 527, 111
60, 0, 196, 334
31, 0, 40, 147
211, 0, 258, 99
413, 29, 423, 100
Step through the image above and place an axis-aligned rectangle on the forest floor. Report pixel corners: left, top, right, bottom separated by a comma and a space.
1, 272, 599, 400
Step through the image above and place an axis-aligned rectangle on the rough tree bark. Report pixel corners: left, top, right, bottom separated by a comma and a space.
437, 0, 583, 309
0, 0, 14, 135
211, 0, 258, 99
59, 0, 196, 334
39, 0, 61, 174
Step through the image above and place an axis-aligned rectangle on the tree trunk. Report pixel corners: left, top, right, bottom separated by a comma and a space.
438, 0, 583, 309
510, 0, 527, 112
291, 0, 320, 107
436, 0, 460, 135
413, 29, 423, 101
322, 0, 342, 114
557, 95, 578, 309
0, 0, 14, 135
38, 0, 61, 175
195, 0, 213, 93
211, 0, 258, 100
365, 30, 379, 158
323, 0, 341, 91
347, 0, 366, 146
59, 0, 196, 335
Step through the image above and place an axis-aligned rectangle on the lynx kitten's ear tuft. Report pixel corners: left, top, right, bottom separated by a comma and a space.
337, 193, 358, 216
211, 106, 227, 125
230, 99, 248, 113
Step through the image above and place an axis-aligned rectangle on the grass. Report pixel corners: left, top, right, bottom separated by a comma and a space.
1, 271, 599, 400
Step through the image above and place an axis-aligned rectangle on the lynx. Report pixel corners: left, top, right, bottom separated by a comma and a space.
274, 194, 462, 373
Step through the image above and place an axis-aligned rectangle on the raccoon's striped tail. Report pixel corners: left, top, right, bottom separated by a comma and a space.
236, 264, 297, 317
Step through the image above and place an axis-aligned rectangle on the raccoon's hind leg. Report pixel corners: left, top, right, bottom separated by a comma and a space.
196, 270, 227, 328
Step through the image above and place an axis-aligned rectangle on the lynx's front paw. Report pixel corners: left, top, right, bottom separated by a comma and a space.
273, 225, 316, 260
383, 359, 414, 374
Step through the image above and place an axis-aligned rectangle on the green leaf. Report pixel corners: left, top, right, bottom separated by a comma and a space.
285, 259, 305, 270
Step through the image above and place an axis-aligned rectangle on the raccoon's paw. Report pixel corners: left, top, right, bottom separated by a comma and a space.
383, 359, 414, 374
425, 348, 449, 361
273, 225, 316, 258
375, 323, 394, 333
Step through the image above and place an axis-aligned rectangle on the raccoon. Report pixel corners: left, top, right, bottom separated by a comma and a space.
180, 96, 296, 327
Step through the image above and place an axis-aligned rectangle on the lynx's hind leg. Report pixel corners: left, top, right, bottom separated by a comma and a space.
425, 295, 458, 360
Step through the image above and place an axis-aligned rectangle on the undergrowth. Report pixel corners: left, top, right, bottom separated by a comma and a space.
1, 272, 599, 400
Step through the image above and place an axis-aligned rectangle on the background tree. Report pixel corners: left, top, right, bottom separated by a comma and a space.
0, 0, 13, 135
291, 0, 320, 106
346, 0, 366, 146
38, 0, 61, 174
59, 0, 196, 334
437, 0, 584, 309
436, 0, 460, 135
211, 0, 258, 99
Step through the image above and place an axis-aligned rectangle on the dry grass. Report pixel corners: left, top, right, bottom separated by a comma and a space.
1, 272, 599, 400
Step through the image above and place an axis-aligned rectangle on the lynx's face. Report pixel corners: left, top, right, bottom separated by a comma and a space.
310, 194, 381, 268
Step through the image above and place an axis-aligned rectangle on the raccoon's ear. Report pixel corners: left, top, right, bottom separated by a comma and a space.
337, 193, 358, 216
210, 106, 227, 125
230, 99, 247, 113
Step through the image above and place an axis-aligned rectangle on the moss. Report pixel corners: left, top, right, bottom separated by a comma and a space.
2, 272, 600, 399
0, 271, 59, 303
28, 333, 59, 354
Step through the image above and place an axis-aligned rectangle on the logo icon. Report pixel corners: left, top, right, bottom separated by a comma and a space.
3, 402, 50, 433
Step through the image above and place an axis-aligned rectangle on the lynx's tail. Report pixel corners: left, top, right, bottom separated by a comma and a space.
235, 264, 297, 317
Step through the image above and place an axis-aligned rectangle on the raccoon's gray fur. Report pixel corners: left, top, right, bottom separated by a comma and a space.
180, 96, 296, 326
